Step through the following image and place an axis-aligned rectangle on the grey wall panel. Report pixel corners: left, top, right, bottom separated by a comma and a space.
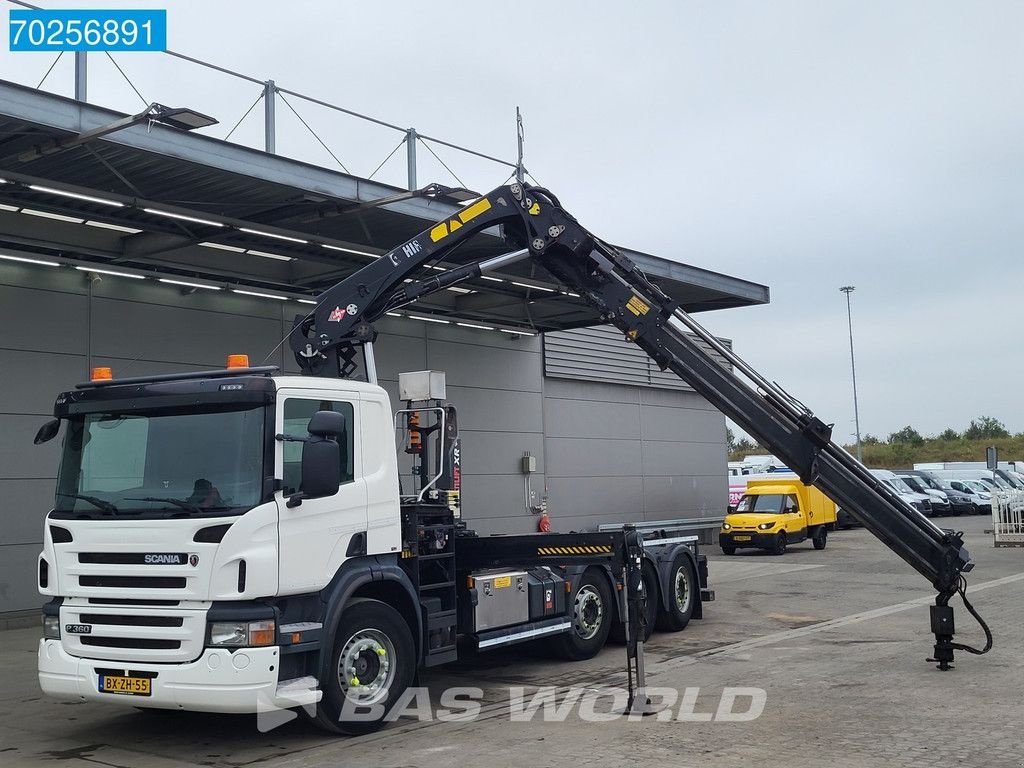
0, 284, 88, 354
0, 349, 85, 415
642, 475, 728, 517
639, 386, 718, 411
544, 398, 641, 440
458, 431, 544, 477
0, 415, 61, 479
545, 476, 645, 521
460, 475, 534, 522
428, 340, 541, 393
544, 437, 643, 478
1, 479, 52, 545
0, 544, 44, 611
90, 299, 284, 368
640, 405, 725, 443
543, 377, 640, 406
445, 385, 543, 434
641, 440, 728, 478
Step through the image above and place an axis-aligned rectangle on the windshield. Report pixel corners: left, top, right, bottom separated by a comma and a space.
735, 493, 797, 514
55, 404, 265, 517
886, 478, 915, 494
963, 480, 988, 493
898, 476, 925, 493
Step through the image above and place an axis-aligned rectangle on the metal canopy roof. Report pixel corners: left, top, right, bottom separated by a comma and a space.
0, 80, 768, 332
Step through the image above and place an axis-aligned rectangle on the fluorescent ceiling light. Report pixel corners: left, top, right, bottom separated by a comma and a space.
246, 249, 293, 262
446, 286, 473, 294
295, 298, 317, 305
385, 312, 402, 317
456, 322, 493, 330
29, 185, 124, 207
479, 275, 504, 282
499, 328, 536, 336
21, 208, 84, 224
562, 291, 580, 298
321, 243, 378, 258
0, 203, 19, 212
158, 278, 221, 291
232, 288, 287, 300
74, 265, 144, 279
239, 227, 307, 244
85, 220, 141, 234
143, 208, 224, 227
408, 315, 450, 324
511, 281, 555, 293
0, 252, 61, 267
200, 241, 246, 253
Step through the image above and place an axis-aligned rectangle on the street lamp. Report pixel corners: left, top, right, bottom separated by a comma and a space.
840, 286, 863, 462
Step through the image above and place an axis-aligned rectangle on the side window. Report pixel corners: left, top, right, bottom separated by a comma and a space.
786, 494, 799, 512
282, 399, 354, 496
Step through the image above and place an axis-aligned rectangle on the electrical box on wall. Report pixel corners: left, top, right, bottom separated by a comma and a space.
522, 454, 537, 473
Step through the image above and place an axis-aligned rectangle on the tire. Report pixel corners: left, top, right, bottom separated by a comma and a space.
771, 532, 787, 556
610, 561, 658, 644
313, 599, 415, 735
721, 544, 736, 556
971, 504, 981, 516
812, 527, 827, 550
552, 568, 613, 660
656, 554, 696, 632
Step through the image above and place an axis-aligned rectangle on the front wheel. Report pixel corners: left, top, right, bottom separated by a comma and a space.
656, 554, 696, 632
314, 599, 415, 735
812, 527, 827, 550
771, 532, 787, 556
552, 568, 613, 660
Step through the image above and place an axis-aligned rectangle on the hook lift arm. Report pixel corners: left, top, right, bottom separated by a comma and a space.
291, 181, 990, 670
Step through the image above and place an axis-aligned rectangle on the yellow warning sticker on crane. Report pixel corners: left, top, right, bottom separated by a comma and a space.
430, 198, 493, 242
626, 296, 650, 316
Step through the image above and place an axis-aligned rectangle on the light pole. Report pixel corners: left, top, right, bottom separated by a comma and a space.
840, 286, 863, 461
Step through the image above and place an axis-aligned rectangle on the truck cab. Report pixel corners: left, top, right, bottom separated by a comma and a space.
720, 478, 837, 555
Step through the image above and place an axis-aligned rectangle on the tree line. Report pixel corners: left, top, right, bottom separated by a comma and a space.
728, 416, 1021, 467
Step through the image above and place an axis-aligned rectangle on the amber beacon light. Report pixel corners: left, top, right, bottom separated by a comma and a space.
90, 367, 113, 381
226, 354, 250, 369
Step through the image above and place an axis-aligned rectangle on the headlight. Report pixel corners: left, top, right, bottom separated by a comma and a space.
208, 619, 275, 648
757, 522, 776, 530
42, 614, 60, 640
722, 523, 732, 531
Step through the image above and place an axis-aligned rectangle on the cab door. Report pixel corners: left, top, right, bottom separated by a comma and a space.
275, 388, 367, 595
783, 493, 807, 541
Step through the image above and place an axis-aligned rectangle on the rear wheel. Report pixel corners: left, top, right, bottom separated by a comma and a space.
812, 527, 827, 550
551, 568, 613, 660
656, 554, 696, 632
721, 544, 736, 556
314, 599, 415, 735
772, 532, 787, 556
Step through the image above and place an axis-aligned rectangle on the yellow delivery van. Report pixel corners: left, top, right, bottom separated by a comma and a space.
720, 477, 838, 555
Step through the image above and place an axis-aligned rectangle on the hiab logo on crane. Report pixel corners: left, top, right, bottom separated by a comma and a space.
327, 304, 359, 322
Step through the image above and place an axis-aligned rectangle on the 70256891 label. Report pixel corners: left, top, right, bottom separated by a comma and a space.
9, 9, 167, 52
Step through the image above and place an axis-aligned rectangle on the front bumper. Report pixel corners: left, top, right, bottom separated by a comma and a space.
720, 531, 777, 550
38, 640, 315, 713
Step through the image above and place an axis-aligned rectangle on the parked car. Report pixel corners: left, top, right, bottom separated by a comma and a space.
836, 506, 859, 529
901, 469, 975, 516
948, 479, 992, 515
871, 470, 933, 516
896, 474, 954, 516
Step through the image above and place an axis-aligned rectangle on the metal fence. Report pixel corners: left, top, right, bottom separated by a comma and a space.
3, 0, 524, 192
991, 491, 1024, 547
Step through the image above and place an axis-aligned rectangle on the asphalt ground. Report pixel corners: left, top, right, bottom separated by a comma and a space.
1, 515, 1021, 768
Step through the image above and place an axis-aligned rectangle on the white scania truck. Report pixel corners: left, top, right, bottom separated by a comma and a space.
34, 181, 985, 733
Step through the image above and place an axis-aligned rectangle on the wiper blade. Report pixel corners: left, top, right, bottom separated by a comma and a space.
56, 493, 118, 515
125, 496, 203, 514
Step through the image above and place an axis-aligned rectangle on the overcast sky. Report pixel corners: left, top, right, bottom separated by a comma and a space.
4, 1, 1022, 440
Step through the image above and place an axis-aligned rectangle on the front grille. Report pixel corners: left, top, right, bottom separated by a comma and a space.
79, 553, 188, 565
79, 576, 186, 589
87, 598, 179, 606
80, 636, 181, 650
62, 604, 205, 663
79, 613, 183, 627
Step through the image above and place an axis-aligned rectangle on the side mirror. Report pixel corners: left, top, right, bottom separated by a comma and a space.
286, 411, 344, 507
34, 418, 60, 445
